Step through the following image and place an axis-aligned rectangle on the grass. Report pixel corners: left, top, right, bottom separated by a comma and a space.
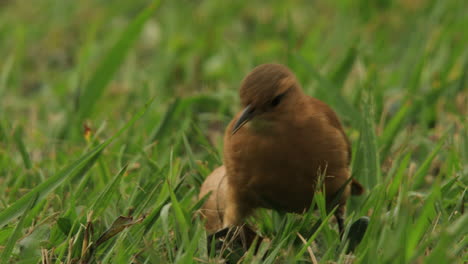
0, 0, 466, 263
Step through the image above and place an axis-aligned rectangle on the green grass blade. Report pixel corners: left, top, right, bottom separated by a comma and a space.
175, 225, 203, 263
0, 146, 102, 227
294, 210, 335, 260
295, 55, 361, 125
263, 237, 290, 264
149, 98, 181, 143
168, 180, 189, 245
412, 133, 447, 189
78, 1, 161, 119
330, 43, 358, 88
0, 54, 15, 97
90, 164, 128, 218
13, 126, 32, 170
0, 98, 153, 226
0, 120, 6, 142
0, 194, 37, 264
406, 192, 436, 260
379, 102, 410, 162
143, 179, 183, 235
387, 153, 411, 199
426, 214, 468, 263
352, 90, 381, 189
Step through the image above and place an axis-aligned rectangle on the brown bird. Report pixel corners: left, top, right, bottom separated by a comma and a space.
200, 63, 364, 235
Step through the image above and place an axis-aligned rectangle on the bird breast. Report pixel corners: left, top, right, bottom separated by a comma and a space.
224, 113, 348, 212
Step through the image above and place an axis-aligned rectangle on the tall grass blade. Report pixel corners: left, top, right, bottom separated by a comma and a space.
330, 43, 358, 88
0, 98, 153, 226
379, 102, 410, 162
0, 194, 37, 264
150, 98, 181, 143
13, 126, 32, 170
353, 90, 381, 189
295, 55, 361, 125
78, 1, 161, 120
412, 133, 447, 189
90, 164, 128, 217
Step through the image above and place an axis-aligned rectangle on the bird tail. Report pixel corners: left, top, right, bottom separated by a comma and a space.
351, 179, 364, 196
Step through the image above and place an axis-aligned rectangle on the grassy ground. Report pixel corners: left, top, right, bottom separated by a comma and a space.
0, 0, 467, 263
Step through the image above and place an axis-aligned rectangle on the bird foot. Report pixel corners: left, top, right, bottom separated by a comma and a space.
345, 216, 369, 253
207, 225, 263, 261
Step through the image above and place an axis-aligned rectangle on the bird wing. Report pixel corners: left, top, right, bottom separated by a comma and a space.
308, 97, 364, 195
308, 97, 352, 165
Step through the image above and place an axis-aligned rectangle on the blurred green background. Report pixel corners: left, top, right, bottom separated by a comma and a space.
0, 0, 466, 263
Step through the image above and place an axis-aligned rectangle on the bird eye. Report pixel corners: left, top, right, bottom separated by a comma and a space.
271, 94, 284, 107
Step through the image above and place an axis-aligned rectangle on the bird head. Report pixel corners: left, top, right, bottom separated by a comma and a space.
232, 63, 303, 135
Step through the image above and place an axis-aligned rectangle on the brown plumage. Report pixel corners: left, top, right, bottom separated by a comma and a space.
200, 63, 364, 235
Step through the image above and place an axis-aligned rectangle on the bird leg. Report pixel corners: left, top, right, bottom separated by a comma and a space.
207, 225, 262, 258
223, 202, 243, 228
222, 189, 252, 228
346, 216, 370, 253
334, 209, 345, 238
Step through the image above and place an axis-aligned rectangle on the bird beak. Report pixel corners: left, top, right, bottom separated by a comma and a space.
232, 105, 254, 135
